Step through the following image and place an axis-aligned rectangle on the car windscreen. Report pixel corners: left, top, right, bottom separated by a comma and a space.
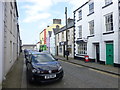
32, 54, 56, 63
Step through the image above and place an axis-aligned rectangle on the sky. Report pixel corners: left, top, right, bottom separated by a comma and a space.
17, 0, 87, 44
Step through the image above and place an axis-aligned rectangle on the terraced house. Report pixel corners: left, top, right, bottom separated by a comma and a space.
55, 18, 74, 58
74, 0, 120, 67
39, 19, 62, 52
0, 1, 21, 89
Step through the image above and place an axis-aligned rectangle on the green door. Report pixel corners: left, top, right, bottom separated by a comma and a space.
106, 43, 114, 65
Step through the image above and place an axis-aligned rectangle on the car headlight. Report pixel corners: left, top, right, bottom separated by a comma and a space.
32, 68, 41, 74
58, 66, 62, 71
32, 69, 37, 73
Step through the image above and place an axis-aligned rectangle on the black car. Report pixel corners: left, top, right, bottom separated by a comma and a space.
26, 52, 64, 83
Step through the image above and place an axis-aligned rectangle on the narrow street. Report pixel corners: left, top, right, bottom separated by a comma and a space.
21, 56, 119, 88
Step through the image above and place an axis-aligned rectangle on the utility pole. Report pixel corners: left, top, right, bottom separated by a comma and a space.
65, 7, 68, 60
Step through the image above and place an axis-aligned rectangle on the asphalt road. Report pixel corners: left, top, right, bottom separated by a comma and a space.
22, 60, 119, 88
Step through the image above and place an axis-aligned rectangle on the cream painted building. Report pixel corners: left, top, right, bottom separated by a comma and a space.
0, 1, 21, 89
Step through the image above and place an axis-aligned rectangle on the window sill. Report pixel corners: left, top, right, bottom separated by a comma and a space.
77, 38, 82, 39
102, 2, 113, 9
87, 12, 94, 16
103, 31, 114, 35
77, 18, 82, 22
87, 35, 94, 38
76, 54, 87, 56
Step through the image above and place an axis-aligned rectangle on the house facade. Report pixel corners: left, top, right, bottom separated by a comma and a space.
55, 19, 74, 58
0, 1, 21, 88
0, 1, 4, 89
39, 19, 62, 52
39, 29, 47, 51
50, 29, 56, 55
46, 19, 62, 52
74, 0, 120, 66
118, 0, 120, 66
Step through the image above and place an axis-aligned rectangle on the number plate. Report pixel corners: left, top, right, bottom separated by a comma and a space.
45, 74, 56, 79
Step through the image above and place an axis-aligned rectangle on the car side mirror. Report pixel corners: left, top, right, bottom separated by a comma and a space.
56, 58, 58, 61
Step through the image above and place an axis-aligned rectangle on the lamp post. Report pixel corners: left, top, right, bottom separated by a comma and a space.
65, 7, 68, 60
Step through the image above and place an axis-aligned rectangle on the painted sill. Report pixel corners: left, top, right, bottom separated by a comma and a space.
103, 31, 114, 35
77, 18, 82, 22
87, 12, 94, 16
102, 2, 113, 9
87, 35, 95, 38
77, 37, 82, 39
76, 54, 86, 56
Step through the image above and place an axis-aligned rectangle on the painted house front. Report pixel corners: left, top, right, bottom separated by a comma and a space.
55, 19, 74, 58
46, 19, 62, 52
0, 1, 4, 89
0, 1, 21, 88
39, 29, 47, 51
49, 30, 56, 55
74, 0, 120, 66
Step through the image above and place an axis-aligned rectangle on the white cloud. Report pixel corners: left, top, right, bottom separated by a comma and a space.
23, 13, 51, 23
20, 0, 87, 23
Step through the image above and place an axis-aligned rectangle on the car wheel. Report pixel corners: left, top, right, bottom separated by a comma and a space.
27, 70, 33, 84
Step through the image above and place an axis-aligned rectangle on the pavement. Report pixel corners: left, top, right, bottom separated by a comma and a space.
1, 53, 120, 89
2, 53, 24, 88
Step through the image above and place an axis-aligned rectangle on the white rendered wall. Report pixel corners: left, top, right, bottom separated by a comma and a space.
0, 2, 4, 89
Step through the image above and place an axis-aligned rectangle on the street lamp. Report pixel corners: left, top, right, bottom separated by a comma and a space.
65, 7, 68, 60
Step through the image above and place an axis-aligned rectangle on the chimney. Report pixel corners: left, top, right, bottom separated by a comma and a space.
53, 19, 61, 24
67, 18, 73, 24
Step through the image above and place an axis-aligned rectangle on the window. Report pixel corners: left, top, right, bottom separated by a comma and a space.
78, 25, 82, 38
105, 13, 113, 32
59, 46, 62, 53
78, 10, 82, 20
58, 34, 59, 42
62, 32, 64, 40
78, 43, 87, 55
68, 45, 72, 54
89, 2, 94, 14
105, 0, 112, 5
89, 20, 94, 35
10, 11, 12, 33
10, 41, 13, 63
67, 30, 70, 40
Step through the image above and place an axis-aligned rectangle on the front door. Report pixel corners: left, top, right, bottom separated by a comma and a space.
96, 44, 100, 62
63, 45, 65, 57
106, 43, 114, 65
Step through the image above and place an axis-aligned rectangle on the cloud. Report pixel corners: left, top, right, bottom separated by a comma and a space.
20, 0, 87, 23
23, 13, 51, 23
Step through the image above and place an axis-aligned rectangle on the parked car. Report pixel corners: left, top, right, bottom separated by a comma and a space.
26, 52, 64, 83
41, 50, 50, 54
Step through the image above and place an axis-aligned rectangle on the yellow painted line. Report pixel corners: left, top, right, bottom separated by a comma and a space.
60, 60, 83, 67
89, 68, 120, 78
